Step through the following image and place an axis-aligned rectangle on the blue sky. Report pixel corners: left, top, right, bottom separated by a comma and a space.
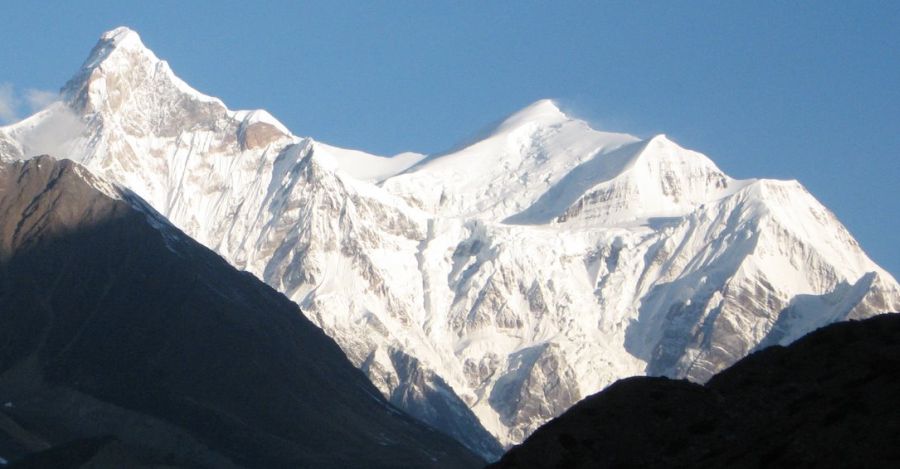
1, 1, 898, 277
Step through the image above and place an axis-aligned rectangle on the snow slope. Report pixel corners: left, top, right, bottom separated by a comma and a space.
2, 27, 898, 454
383, 99, 638, 220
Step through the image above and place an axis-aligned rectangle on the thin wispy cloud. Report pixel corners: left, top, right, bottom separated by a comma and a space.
0, 84, 60, 124
0, 83, 19, 124
25, 89, 59, 112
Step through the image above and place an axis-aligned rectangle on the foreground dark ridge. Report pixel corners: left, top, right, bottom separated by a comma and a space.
0, 156, 483, 468
488, 313, 900, 468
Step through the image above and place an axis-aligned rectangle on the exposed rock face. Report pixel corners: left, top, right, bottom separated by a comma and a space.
0, 156, 483, 469
488, 344, 581, 443
239, 121, 285, 150
2, 27, 899, 454
489, 313, 900, 468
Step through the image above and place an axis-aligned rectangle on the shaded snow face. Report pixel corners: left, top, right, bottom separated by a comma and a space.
2, 26, 898, 455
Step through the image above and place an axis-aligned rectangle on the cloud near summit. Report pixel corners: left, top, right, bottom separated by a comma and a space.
0, 83, 18, 124
0, 82, 60, 124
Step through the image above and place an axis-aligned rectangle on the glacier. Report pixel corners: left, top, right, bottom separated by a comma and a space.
2, 27, 898, 457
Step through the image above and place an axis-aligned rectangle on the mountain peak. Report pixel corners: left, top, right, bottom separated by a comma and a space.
522, 99, 565, 116
99, 26, 144, 50
493, 99, 569, 134
647, 133, 669, 144
81, 26, 157, 72
63, 26, 225, 116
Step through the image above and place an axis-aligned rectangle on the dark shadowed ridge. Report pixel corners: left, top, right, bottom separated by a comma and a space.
488, 313, 900, 468
0, 156, 484, 468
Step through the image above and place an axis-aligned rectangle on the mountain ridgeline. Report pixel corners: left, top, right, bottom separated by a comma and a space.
1, 26, 898, 458
0, 157, 483, 468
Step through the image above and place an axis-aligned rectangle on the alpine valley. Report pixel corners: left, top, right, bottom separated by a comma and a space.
2, 27, 898, 459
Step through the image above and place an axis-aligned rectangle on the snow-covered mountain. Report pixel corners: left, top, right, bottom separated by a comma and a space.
2, 27, 898, 455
